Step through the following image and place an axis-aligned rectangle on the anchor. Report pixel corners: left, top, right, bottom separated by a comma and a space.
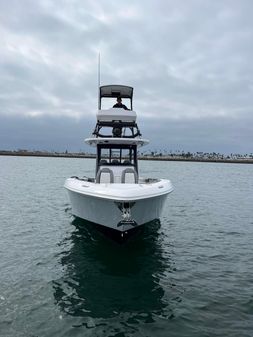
115, 202, 137, 227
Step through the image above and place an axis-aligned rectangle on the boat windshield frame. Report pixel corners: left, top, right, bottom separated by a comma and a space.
96, 144, 138, 174
93, 120, 141, 138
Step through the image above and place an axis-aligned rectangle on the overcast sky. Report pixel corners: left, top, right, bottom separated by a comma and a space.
0, 0, 253, 154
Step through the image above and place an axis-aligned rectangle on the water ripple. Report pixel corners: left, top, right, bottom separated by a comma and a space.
1, 157, 253, 336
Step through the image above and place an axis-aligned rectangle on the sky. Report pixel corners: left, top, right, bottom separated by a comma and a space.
0, 0, 253, 154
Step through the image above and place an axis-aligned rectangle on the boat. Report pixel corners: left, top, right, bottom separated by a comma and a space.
64, 84, 173, 238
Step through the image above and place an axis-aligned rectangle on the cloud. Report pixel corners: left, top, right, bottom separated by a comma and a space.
0, 114, 94, 152
0, 0, 253, 152
0, 113, 252, 155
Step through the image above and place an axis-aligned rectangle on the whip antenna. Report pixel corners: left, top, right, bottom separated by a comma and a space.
98, 53, 101, 109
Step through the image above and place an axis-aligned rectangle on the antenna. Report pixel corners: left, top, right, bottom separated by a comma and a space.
98, 53, 101, 109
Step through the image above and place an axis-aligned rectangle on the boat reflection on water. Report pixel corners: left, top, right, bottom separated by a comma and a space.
53, 217, 179, 326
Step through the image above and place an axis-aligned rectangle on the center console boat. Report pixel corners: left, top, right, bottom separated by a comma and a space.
64, 85, 173, 239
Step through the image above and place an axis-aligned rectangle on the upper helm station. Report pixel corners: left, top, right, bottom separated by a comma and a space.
86, 85, 148, 181
93, 85, 141, 139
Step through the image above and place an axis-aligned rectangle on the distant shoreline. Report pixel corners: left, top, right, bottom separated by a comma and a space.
1, 151, 253, 164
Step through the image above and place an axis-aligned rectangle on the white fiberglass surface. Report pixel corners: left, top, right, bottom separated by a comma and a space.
65, 177, 173, 201
97, 109, 136, 122
85, 138, 149, 147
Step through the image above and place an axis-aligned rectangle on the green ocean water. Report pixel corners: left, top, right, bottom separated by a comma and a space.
0, 156, 253, 337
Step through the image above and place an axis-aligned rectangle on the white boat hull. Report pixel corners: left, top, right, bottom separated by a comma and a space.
65, 178, 173, 233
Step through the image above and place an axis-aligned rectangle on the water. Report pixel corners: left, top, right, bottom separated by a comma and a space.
0, 156, 253, 337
